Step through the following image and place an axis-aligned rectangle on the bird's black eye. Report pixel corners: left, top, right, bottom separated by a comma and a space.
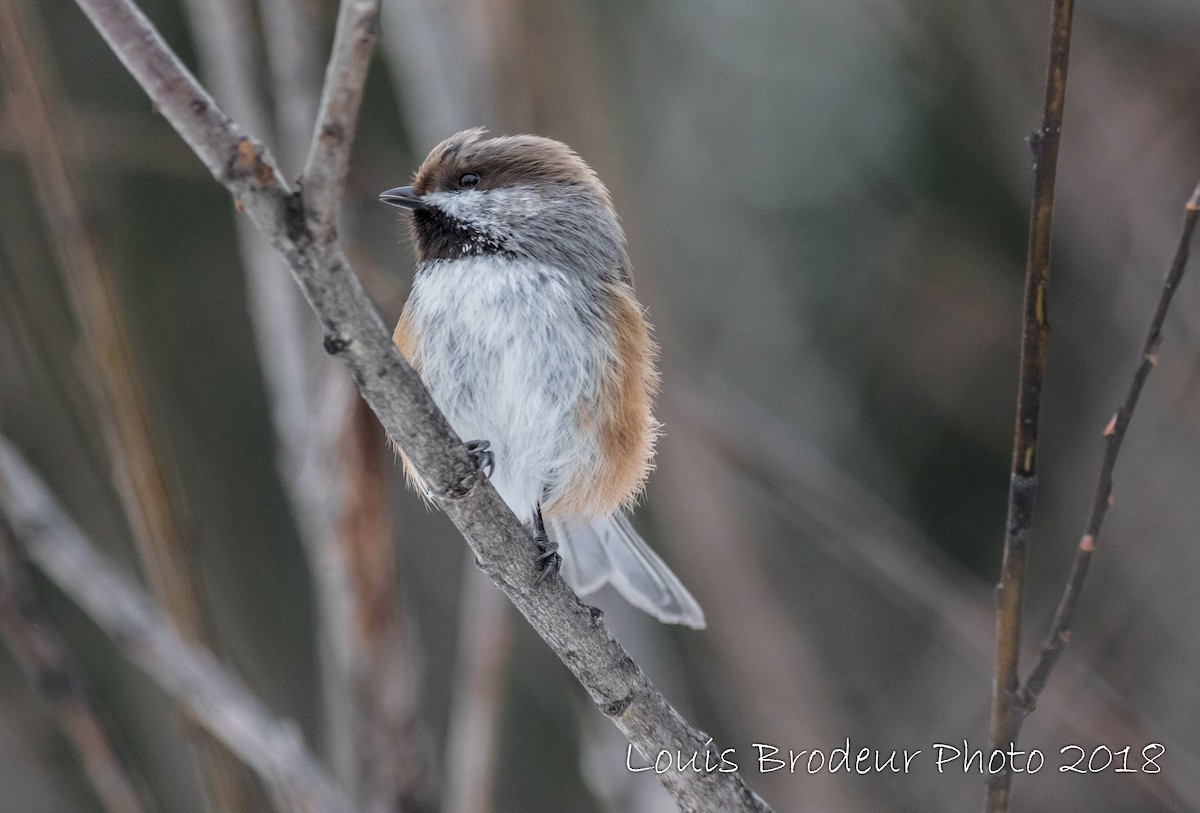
458, 172, 480, 188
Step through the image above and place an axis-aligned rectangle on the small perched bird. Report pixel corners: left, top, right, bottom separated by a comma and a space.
380, 128, 705, 628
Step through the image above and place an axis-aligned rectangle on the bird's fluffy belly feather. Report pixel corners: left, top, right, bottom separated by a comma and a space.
402, 257, 610, 522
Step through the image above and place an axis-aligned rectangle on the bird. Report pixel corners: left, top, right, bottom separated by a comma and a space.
379, 128, 705, 628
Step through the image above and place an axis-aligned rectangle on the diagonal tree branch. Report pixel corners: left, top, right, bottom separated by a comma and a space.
0, 438, 357, 813
69, 0, 772, 809
1016, 181, 1200, 711
986, 0, 1075, 809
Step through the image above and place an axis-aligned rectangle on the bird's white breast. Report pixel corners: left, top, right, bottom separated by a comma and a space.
402, 256, 610, 522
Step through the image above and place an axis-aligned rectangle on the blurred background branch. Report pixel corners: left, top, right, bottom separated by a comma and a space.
0, 514, 148, 813
0, 437, 356, 813
0, 0, 262, 807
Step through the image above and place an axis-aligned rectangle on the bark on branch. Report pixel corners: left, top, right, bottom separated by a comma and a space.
68, 0, 772, 808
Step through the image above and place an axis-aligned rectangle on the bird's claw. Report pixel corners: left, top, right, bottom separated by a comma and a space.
531, 504, 558, 584
533, 535, 560, 585
465, 439, 495, 480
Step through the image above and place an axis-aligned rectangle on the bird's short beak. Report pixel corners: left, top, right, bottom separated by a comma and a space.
379, 186, 427, 210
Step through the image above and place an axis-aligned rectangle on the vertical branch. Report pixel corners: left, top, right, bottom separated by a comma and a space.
667, 375, 1193, 805
0, 1, 260, 809
176, 0, 266, 134
0, 0, 195, 642
378, 0, 499, 144
294, 14, 386, 778
985, 0, 1075, 810
0, 518, 149, 813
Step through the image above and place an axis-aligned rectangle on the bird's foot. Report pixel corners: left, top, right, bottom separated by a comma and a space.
533, 532, 560, 585
464, 439, 495, 479
531, 504, 559, 584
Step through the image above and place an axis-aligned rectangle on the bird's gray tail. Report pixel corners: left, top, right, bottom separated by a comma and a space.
547, 513, 706, 629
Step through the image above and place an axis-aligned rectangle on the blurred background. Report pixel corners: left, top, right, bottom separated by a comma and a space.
1, 0, 1199, 810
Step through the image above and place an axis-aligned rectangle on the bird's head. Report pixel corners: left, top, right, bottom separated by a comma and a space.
381, 128, 625, 276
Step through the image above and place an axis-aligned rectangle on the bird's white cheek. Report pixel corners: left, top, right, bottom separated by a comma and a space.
423, 186, 547, 234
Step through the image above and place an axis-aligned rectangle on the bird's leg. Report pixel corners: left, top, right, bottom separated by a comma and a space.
464, 439, 495, 479
532, 504, 560, 585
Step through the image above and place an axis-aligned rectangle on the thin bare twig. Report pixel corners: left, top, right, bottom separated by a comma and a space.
249, 0, 432, 803
0, 517, 149, 813
67, 0, 772, 807
177, 0, 432, 801
986, 0, 1075, 809
0, 1, 259, 808
0, 438, 357, 813
1017, 182, 1200, 709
